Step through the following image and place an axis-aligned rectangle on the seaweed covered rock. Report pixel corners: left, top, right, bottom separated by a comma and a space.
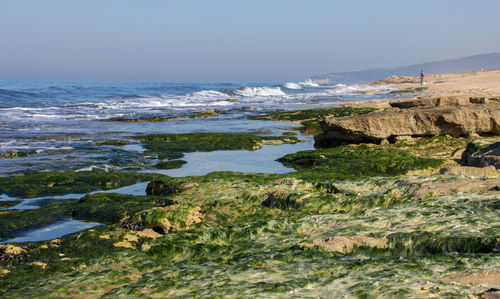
155, 159, 187, 170
302, 236, 388, 253
133, 132, 301, 158
0, 169, 159, 198
316, 103, 500, 147
279, 145, 443, 180
261, 193, 300, 210
387, 231, 499, 255
72, 193, 159, 223
132, 206, 204, 234
146, 177, 187, 196
0, 205, 72, 240
462, 139, 500, 169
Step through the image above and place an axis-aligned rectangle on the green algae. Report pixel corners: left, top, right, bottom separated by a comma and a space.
387, 231, 499, 255
0, 169, 159, 198
249, 106, 379, 122
146, 176, 189, 196
0, 151, 36, 159
95, 139, 130, 146
0, 205, 73, 240
155, 159, 187, 170
108, 110, 226, 122
389, 86, 428, 94
391, 135, 470, 159
0, 201, 20, 208
0, 174, 499, 297
464, 139, 500, 155
294, 120, 323, 135
0, 133, 498, 297
133, 132, 300, 152
132, 132, 301, 161
72, 193, 162, 223
279, 144, 444, 180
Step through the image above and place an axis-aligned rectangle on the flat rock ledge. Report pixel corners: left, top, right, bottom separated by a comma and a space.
315, 96, 500, 148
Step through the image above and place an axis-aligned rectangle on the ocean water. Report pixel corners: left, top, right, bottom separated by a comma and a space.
0, 80, 392, 175
0, 80, 393, 241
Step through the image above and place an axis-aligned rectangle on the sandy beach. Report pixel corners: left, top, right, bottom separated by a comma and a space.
380, 69, 500, 97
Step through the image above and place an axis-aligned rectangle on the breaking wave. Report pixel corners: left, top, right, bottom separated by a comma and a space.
0, 81, 393, 123
299, 79, 320, 87
234, 87, 287, 97
283, 82, 302, 89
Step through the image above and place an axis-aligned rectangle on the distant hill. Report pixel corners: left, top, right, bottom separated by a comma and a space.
311, 52, 500, 84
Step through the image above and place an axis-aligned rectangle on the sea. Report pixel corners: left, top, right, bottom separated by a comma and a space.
0, 79, 392, 176
0, 79, 394, 242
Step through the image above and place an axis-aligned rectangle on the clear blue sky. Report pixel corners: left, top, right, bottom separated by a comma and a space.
1, 0, 499, 82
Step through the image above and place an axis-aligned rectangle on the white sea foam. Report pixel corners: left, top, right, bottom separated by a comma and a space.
299, 79, 320, 87
190, 90, 227, 98
322, 84, 393, 94
283, 82, 302, 89
0, 107, 61, 112
235, 87, 286, 97
75, 165, 115, 172
0, 84, 394, 124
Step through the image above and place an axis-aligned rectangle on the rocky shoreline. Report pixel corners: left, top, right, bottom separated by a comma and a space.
316, 95, 500, 147
0, 73, 499, 297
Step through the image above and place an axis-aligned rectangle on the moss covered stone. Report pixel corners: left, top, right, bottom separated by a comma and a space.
0, 173, 498, 297
0, 169, 160, 198
132, 132, 301, 160
72, 193, 162, 223
0, 151, 36, 159
107, 110, 226, 122
146, 177, 189, 196
0, 133, 497, 297
155, 160, 187, 170
389, 86, 428, 94
134, 133, 300, 153
95, 140, 130, 146
279, 144, 444, 180
249, 106, 378, 122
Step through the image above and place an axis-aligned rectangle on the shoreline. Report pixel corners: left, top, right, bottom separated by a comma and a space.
0, 71, 499, 297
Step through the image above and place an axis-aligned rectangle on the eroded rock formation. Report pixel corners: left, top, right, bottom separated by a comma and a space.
315, 96, 500, 148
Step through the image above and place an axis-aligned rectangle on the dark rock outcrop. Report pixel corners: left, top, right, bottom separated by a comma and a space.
146, 179, 182, 196
462, 140, 500, 169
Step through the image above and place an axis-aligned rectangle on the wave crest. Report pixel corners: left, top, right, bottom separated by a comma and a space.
299, 79, 320, 87
283, 82, 302, 89
235, 87, 286, 97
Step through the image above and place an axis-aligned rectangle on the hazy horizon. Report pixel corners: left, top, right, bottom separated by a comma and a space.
1, 0, 500, 82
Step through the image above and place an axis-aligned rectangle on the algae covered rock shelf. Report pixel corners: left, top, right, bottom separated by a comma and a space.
1, 127, 499, 297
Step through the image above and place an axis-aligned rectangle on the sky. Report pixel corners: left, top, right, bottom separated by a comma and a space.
1, 0, 500, 82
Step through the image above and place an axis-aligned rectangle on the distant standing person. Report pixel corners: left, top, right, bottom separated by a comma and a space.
420, 70, 425, 85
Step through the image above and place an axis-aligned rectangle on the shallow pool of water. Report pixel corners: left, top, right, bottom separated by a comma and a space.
0, 181, 150, 211
150, 137, 313, 176
0, 219, 100, 243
